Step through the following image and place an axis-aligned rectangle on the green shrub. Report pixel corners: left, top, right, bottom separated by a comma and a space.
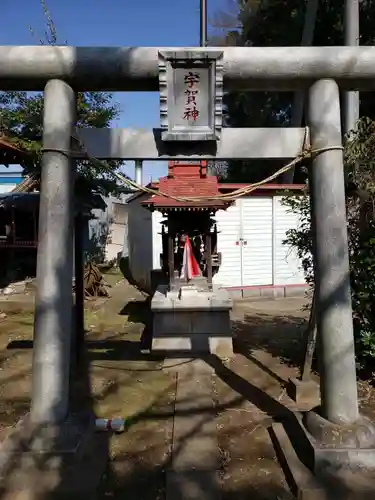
283, 117, 375, 369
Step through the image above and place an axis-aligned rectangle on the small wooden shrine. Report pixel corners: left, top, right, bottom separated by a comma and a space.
0, 135, 37, 248
142, 161, 231, 290
0, 134, 37, 281
147, 53, 234, 355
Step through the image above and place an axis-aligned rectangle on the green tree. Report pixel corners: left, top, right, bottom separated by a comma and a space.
0, 0, 122, 204
283, 117, 375, 369
211, 0, 375, 183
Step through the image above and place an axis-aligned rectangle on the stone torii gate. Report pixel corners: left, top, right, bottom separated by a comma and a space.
1, 45, 375, 494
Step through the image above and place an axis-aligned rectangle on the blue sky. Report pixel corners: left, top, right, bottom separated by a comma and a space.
0, 0, 227, 181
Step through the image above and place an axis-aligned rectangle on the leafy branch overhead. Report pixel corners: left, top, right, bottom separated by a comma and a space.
345, 117, 375, 194
211, 0, 375, 183
0, 0, 123, 201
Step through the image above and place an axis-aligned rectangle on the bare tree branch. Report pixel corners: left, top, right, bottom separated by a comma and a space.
29, 0, 67, 46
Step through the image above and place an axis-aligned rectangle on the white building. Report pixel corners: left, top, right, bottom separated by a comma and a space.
0, 170, 24, 193
89, 193, 131, 263
126, 184, 307, 298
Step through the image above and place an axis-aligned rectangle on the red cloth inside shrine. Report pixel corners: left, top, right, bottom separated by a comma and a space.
180, 235, 201, 280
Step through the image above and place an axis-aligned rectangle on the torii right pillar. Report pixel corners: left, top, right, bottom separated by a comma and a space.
298, 79, 375, 473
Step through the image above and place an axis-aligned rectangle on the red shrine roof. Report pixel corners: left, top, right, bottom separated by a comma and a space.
142, 161, 231, 211
0, 135, 29, 165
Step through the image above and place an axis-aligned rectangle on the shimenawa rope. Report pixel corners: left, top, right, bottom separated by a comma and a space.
42, 128, 343, 203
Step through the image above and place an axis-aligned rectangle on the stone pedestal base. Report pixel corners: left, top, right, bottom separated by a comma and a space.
272, 410, 375, 499
302, 410, 375, 471
151, 284, 233, 358
0, 413, 108, 497
287, 377, 320, 409
272, 420, 375, 500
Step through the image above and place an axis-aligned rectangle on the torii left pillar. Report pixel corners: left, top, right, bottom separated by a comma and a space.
31, 79, 75, 425
2, 79, 106, 494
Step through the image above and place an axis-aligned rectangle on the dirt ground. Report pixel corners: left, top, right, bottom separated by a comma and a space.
0, 272, 375, 499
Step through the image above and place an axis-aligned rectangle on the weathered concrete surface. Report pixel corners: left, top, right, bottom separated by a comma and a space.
301, 410, 375, 470
4, 280, 375, 499
0, 414, 108, 498
6, 45, 375, 92
308, 79, 359, 425
272, 422, 375, 499
287, 377, 320, 410
271, 422, 328, 500
165, 360, 220, 500
151, 284, 233, 357
77, 127, 309, 160
240, 284, 308, 300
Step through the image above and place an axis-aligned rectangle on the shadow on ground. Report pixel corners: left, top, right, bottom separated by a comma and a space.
0, 261, 111, 500
93, 351, 357, 500
232, 312, 311, 372
91, 350, 296, 500
1, 288, 368, 499
118, 295, 153, 349
98, 462, 295, 500
119, 298, 151, 323
1, 340, 364, 500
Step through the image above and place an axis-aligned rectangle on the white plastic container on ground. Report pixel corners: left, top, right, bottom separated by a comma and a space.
95, 418, 125, 432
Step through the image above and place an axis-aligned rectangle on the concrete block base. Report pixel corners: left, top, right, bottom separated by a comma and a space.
152, 334, 234, 358
287, 377, 320, 409
271, 422, 328, 499
271, 422, 375, 499
240, 284, 308, 300
151, 284, 234, 358
301, 410, 375, 471
0, 413, 107, 497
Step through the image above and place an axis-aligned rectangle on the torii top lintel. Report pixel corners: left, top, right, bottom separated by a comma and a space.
0, 46, 374, 91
